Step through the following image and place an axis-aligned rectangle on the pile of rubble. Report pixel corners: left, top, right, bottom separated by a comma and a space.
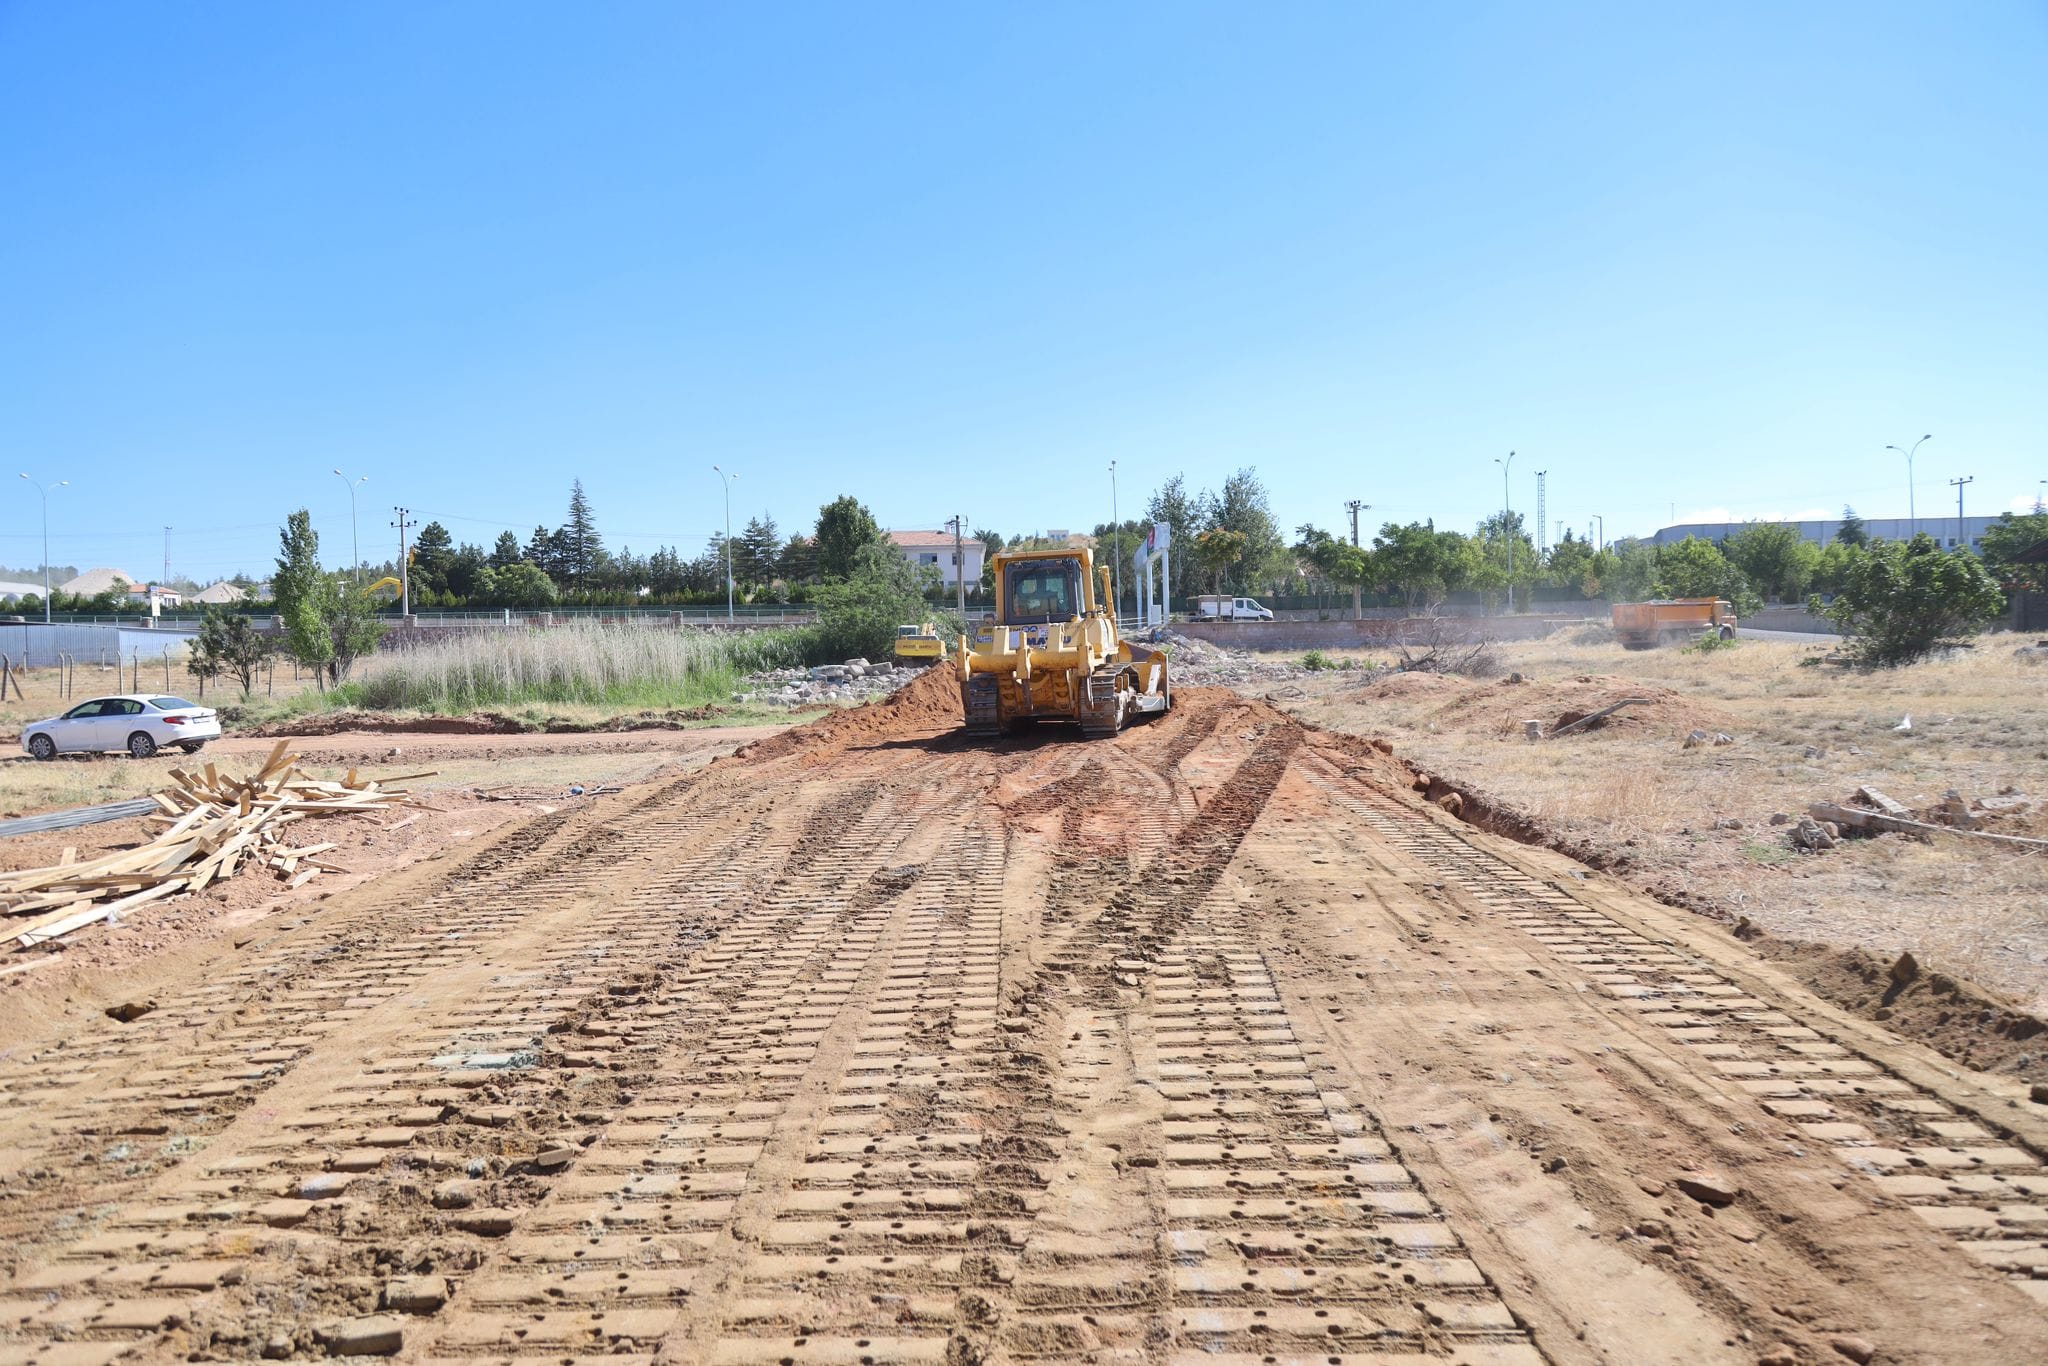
1137, 629, 1321, 689
736, 658, 926, 709
1793, 784, 2043, 853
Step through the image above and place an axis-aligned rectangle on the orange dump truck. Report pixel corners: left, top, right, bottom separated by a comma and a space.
1610, 598, 1738, 648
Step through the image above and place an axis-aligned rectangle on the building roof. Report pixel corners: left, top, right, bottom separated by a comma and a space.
887, 530, 977, 551
58, 567, 138, 596
0, 580, 47, 598
191, 582, 247, 603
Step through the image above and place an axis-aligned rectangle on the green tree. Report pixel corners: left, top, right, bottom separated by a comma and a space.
1810, 539, 1864, 597
807, 543, 953, 663
411, 521, 455, 595
491, 561, 559, 608
1603, 541, 1660, 601
1545, 531, 1595, 595
489, 530, 523, 569
736, 515, 782, 586
1835, 506, 1869, 548
1474, 510, 1538, 604
1206, 468, 1285, 593
1192, 528, 1248, 594
326, 582, 385, 683
1293, 524, 1373, 614
1651, 536, 1758, 612
274, 510, 336, 682
1723, 522, 1820, 602
1980, 510, 2048, 593
814, 495, 885, 580
1372, 521, 1471, 609
188, 606, 271, 699
1811, 532, 2007, 666
1146, 475, 1202, 604
562, 480, 604, 588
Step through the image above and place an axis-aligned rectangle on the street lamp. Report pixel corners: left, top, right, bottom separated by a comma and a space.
712, 465, 738, 622
1493, 451, 1516, 613
1109, 460, 1121, 622
1884, 435, 1932, 536
1591, 514, 1605, 553
331, 470, 368, 582
18, 474, 68, 624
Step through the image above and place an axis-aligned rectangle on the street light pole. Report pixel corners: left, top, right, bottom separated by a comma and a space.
1109, 460, 1121, 622
1592, 514, 1604, 553
18, 474, 68, 624
1493, 451, 1516, 613
332, 470, 367, 582
1950, 476, 1974, 550
712, 465, 737, 622
1885, 435, 1932, 537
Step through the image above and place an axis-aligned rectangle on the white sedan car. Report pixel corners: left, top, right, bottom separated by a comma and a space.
21, 694, 222, 760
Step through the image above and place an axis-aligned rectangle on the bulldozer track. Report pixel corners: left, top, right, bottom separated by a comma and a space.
1, 681, 2044, 1364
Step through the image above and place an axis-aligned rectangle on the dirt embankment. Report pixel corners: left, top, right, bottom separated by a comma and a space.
1370, 669, 1744, 739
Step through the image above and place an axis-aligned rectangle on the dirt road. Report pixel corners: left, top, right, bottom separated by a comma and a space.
1, 672, 2045, 1364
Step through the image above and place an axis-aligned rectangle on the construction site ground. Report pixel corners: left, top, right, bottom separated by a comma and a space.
1, 662, 2047, 1364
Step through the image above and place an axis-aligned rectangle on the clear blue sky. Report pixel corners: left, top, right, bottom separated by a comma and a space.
3, 1, 2043, 582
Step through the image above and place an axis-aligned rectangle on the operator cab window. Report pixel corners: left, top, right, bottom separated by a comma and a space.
1005, 559, 1080, 625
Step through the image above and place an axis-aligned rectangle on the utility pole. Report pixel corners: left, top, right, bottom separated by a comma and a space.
1950, 476, 1973, 551
163, 526, 172, 586
1592, 515, 1604, 553
946, 515, 967, 619
1343, 498, 1369, 620
1109, 460, 1121, 622
391, 507, 416, 617
1494, 451, 1516, 613
1534, 471, 1548, 556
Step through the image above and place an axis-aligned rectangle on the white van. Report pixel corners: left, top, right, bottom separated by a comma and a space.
1195, 595, 1275, 621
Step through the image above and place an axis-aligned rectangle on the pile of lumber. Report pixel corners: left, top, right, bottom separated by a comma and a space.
0, 741, 430, 949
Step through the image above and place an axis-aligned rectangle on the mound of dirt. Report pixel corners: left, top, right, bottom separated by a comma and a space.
734, 665, 963, 763
1355, 670, 1473, 699
248, 711, 526, 737
1422, 672, 1742, 739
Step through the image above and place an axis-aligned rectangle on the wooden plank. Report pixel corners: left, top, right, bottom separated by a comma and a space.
255, 739, 294, 780
58, 848, 76, 867
1810, 801, 2048, 851
1545, 698, 1651, 740
6, 878, 189, 947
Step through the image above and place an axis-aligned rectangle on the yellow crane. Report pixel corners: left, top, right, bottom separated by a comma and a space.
957, 545, 1169, 738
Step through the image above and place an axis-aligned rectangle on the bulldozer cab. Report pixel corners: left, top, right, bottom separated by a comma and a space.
1000, 554, 1091, 625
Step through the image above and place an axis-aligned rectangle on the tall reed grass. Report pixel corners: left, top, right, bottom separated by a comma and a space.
329, 623, 805, 714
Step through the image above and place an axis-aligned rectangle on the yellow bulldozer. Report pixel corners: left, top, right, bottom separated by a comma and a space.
958, 546, 1170, 739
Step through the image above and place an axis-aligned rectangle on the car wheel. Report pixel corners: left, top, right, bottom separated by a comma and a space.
127, 731, 159, 759
27, 734, 55, 762
179, 741, 207, 755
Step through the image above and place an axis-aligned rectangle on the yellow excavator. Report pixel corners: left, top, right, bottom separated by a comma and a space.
958, 546, 1170, 739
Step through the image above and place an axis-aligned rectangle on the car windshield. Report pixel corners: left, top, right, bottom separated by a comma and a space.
150, 697, 198, 711
1004, 559, 1081, 625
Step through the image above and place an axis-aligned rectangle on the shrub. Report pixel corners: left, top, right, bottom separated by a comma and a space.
1684, 630, 1741, 654
1809, 533, 2007, 666
1301, 649, 1332, 671
803, 544, 958, 664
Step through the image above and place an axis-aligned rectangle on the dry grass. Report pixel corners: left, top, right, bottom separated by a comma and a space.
1288, 635, 2048, 1010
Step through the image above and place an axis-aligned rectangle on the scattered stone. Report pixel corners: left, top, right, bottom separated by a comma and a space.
382, 1275, 448, 1314
1769, 812, 1791, 826
262, 1334, 293, 1359
1791, 817, 1838, 852
1890, 951, 1920, 986
452, 1207, 517, 1236
1830, 1336, 1877, 1364
1803, 745, 1826, 759
1683, 730, 1710, 750
1675, 1171, 1740, 1206
104, 1000, 156, 1023
431, 1179, 477, 1210
1636, 1178, 1667, 1197
1758, 1351, 1799, 1366
1435, 791, 1465, 818
1714, 818, 1744, 830
534, 1146, 578, 1170
298, 1172, 355, 1200
318, 1314, 404, 1357
254, 1198, 315, 1227
2029, 1082, 2048, 1105
1635, 1219, 1671, 1239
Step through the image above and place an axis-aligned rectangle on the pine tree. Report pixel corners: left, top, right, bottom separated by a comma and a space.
1836, 505, 1869, 547
489, 531, 523, 569
564, 480, 604, 587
